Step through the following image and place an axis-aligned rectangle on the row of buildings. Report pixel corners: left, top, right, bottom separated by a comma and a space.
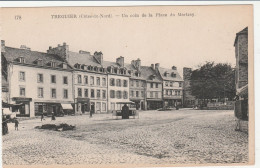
1, 40, 184, 117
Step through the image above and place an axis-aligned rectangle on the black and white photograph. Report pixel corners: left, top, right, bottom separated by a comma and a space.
0, 4, 254, 168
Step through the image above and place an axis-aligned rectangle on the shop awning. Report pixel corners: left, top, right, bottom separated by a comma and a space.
2, 108, 12, 115
61, 104, 73, 110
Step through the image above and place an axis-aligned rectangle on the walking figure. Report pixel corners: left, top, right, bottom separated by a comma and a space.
41, 112, 44, 121
51, 112, 56, 121
14, 118, 19, 131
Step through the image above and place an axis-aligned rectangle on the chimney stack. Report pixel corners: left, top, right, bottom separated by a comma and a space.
1, 40, 5, 53
116, 56, 124, 67
94, 51, 103, 65
155, 63, 160, 70
151, 64, 155, 70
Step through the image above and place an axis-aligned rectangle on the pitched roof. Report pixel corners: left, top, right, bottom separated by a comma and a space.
157, 67, 183, 81
139, 66, 162, 82
3, 46, 72, 69
68, 51, 101, 67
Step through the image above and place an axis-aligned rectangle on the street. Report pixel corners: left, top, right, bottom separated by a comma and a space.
2, 109, 248, 165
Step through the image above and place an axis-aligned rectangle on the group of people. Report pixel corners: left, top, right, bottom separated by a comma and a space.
2, 116, 19, 135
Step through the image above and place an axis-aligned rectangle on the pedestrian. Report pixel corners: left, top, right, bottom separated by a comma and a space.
89, 109, 93, 118
41, 112, 44, 121
14, 118, 19, 131
51, 112, 56, 121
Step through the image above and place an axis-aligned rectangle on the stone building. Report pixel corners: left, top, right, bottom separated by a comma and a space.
234, 27, 248, 122
155, 64, 183, 108
125, 59, 146, 110
1, 41, 74, 117
183, 67, 196, 107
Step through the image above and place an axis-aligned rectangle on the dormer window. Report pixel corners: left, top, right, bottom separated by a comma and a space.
19, 56, 25, 63
128, 70, 132, 75
62, 62, 67, 69
50, 61, 57, 68
81, 64, 85, 70
94, 67, 98, 72
164, 72, 169, 77
171, 73, 176, 77
36, 59, 43, 66
114, 68, 118, 74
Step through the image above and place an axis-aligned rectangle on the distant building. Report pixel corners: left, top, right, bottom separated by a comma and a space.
155, 64, 183, 108
183, 67, 196, 108
1, 41, 74, 117
234, 27, 248, 122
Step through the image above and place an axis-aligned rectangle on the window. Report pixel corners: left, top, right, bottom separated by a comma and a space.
123, 91, 128, 99
38, 87, 44, 98
130, 80, 134, 87
150, 92, 153, 98
110, 78, 115, 86
142, 81, 145, 87
116, 79, 121, 87
50, 61, 56, 67
90, 76, 94, 85
102, 103, 106, 111
175, 90, 177, 95
64, 89, 68, 99
170, 82, 173, 87
51, 75, 56, 83
141, 91, 144, 97
131, 91, 134, 97
84, 89, 88, 97
102, 90, 106, 99
37, 74, 43, 83
111, 103, 115, 110
97, 90, 101, 99
19, 71, 25, 81
179, 82, 182, 87
91, 89, 95, 98
136, 91, 139, 97
102, 78, 106, 86
116, 91, 122, 99
96, 102, 101, 112
63, 76, 68, 84
156, 83, 159, 88
165, 82, 169, 86
151, 83, 153, 88
110, 90, 115, 98
77, 75, 82, 84
123, 80, 128, 87
19, 57, 25, 63
20, 87, 25, 96
96, 77, 100, 86
78, 88, 82, 97
178, 91, 181, 96
136, 81, 139, 87
51, 88, 56, 98
84, 76, 88, 84
155, 92, 158, 98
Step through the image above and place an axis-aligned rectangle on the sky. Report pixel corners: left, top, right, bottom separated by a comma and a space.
1, 5, 252, 76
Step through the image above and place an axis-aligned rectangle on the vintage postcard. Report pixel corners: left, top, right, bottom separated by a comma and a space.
0, 5, 254, 168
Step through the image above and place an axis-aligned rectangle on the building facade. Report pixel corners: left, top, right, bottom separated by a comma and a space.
183, 67, 196, 107
1, 41, 74, 117
2, 40, 185, 117
155, 64, 183, 107
234, 27, 248, 122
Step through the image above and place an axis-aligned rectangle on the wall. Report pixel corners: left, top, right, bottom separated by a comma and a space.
9, 64, 73, 117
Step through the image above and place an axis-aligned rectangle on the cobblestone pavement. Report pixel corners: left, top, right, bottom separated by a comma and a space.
2, 110, 248, 166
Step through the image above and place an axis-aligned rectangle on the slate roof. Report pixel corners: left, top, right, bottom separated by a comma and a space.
140, 66, 162, 82
3, 46, 72, 69
68, 51, 101, 67
157, 67, 183, 82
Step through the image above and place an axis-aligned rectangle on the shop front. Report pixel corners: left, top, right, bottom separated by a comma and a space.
147, 99, 163, 110
75, 98, 90, 114
12, 97, 32, 117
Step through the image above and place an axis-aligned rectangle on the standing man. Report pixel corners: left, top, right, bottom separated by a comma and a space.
41, 112, 44, 121
14, 118, 19, 131
122, 104, 129, 119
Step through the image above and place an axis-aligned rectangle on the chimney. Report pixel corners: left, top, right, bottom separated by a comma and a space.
20, 45, 31, 50
172, 66, 177, 70
136, 58, 141, 70
151, 64, 155, 70
155, 63, 160, 70
116, 56, 124, 67
47, 42, 69, 62
93, 51, 103, 65
1, 40, 5, 53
